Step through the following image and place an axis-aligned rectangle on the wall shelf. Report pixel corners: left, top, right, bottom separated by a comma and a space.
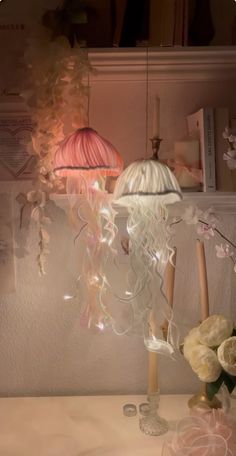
113, 192, 236, 217
88, 46, 236, 82
178, 191, 236, 214
43, 191, 236, 216
0, 183, 235, 214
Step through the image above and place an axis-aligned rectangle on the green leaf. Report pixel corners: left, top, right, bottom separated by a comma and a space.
206, 372, 224, 400
223, 372, 236, 394
206, 371, 236, 401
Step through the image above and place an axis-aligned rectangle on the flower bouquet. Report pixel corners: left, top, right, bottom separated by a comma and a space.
184, 314, 236, 402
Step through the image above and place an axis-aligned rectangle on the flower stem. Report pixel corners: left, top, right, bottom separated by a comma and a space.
199, 220, 236, 249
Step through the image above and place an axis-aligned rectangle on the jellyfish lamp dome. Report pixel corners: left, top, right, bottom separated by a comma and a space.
53, 126, 123, 194
114, 158, 182, 207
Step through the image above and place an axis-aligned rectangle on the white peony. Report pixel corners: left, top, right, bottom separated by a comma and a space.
198, 315, 233, 347
187, 345, 222, 382
183, 327, 201, 362
217, 336, 236, 376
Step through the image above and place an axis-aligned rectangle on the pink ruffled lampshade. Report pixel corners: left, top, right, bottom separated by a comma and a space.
53, 127, 123, 178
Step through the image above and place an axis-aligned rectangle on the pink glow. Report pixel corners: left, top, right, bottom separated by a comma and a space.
53, 127, 123, 178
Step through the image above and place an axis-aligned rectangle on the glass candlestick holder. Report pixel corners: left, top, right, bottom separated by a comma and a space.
139, 391, 169, 436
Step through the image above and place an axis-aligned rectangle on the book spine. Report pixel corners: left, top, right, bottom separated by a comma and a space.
149, 0, 163, 46
203, 108, 216, 192
160, 0, 175, 46
174, 0, 184, 46
183, 0, 189, 45
113, 0, 127, 47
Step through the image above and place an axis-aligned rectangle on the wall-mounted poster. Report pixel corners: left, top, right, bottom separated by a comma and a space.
0, 95, 35, 180
0, 193, 15, 294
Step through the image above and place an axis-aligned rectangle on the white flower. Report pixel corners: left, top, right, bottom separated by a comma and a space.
198, 315, 233, 347
223, 152, 236, 170
188, 345, 222, 382
217, 336, 236, 376
196, 223, 215, 240
182, 206, 203, 225
215, 244, 233, 259
223, 127, 230, 139
27, 190, 46, 207
202, 207, 218, 225
227, 149, 236, 158
183, 327, 201, 362
229, 134, 236, 143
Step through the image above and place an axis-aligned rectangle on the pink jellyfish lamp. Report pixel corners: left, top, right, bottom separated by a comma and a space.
53, 127, 123, 332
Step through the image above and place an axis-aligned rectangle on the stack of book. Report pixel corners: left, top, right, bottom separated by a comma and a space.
186, 107, 236, 192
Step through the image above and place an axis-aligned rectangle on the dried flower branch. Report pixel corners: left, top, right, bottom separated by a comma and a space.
19, 28, 93, 274
21, 31, 92, 191
171, 205, 236, 272
27, 190, 51, 276
223, 127, 236, 170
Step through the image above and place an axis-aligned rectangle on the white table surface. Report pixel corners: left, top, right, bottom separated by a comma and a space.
0, 394, 191, 455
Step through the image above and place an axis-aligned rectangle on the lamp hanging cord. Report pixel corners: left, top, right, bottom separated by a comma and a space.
146, 47, 162, 161
87, 53, 90, 127
145, 46, 149, 158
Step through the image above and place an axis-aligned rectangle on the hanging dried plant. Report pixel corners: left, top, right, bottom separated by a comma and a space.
20, 26, 93, 274
21, 29, 93, 189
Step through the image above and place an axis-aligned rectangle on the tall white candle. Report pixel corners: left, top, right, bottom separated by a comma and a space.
152, 96, 160, 138
196, 240, 209, 322
148, 313, 158, 394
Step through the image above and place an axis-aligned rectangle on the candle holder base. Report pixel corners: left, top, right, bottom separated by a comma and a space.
188, 385, 221, 410
150, 137, 162, 161
139, 391, 169, 436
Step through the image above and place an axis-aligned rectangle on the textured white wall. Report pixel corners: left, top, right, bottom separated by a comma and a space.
1, 192, 236, 398
1, 70, 236, 396
0, 5, 236, 396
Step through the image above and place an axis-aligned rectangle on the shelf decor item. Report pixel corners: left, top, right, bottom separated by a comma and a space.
170, 138, 202, 190
189, 0, 215, 46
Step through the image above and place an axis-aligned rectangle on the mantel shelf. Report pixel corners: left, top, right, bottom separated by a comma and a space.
0, 181, 235, 213
88, 46, 236, 82
113, 192, 236, 217
174, 191, 236, 215
49, 192, 236, 215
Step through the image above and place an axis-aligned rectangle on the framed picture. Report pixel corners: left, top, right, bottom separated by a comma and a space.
0, 95, 35, 181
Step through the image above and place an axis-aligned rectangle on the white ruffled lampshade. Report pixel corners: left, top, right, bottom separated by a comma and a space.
113, 159, 182, 206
